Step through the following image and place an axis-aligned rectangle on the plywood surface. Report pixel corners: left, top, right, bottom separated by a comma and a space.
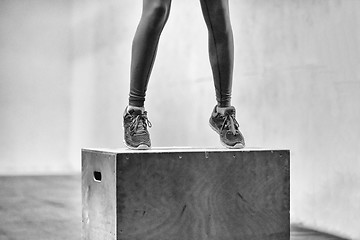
111, 150, 290, 239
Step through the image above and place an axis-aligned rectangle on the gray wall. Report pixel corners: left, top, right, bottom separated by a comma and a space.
0, 0, 72, 174
1, 0, 359, 238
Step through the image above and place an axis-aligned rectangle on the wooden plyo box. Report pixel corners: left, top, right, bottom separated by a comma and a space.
82, 148, 290, 240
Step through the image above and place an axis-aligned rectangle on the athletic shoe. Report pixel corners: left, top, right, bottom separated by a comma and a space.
123, 107, 152, 150
209, 106, 245, 149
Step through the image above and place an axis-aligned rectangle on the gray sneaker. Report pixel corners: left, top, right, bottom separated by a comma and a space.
209, 106, 245, 149
123, 107, 152, 150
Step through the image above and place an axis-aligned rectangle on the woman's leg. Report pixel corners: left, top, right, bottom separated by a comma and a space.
129, 0, 172, 107
124, 0, 171, 150
202, 0, 245, 148
200, 0, 234, 108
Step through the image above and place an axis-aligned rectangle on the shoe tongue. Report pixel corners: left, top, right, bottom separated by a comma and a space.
128, 109, 147, 132
129, 108, 143, 116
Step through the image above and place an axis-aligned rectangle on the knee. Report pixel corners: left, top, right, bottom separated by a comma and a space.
143, 0, 171, 29
213, 19, 232, 41
208, 6, 232, 36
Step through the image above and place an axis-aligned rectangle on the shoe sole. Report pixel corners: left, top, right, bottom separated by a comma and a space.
123, 139, 151, 150
209, 120, 245, 149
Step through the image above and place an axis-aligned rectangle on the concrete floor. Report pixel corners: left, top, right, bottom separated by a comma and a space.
0, 175, 348, 240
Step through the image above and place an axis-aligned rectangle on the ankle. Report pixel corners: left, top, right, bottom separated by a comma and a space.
216, 106, 230, 115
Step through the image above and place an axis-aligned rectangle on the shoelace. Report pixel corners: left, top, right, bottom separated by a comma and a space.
129, 113, 152, 135
220, 113, 239, 135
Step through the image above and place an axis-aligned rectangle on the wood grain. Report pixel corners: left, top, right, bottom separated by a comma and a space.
113, 150, 290, 240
